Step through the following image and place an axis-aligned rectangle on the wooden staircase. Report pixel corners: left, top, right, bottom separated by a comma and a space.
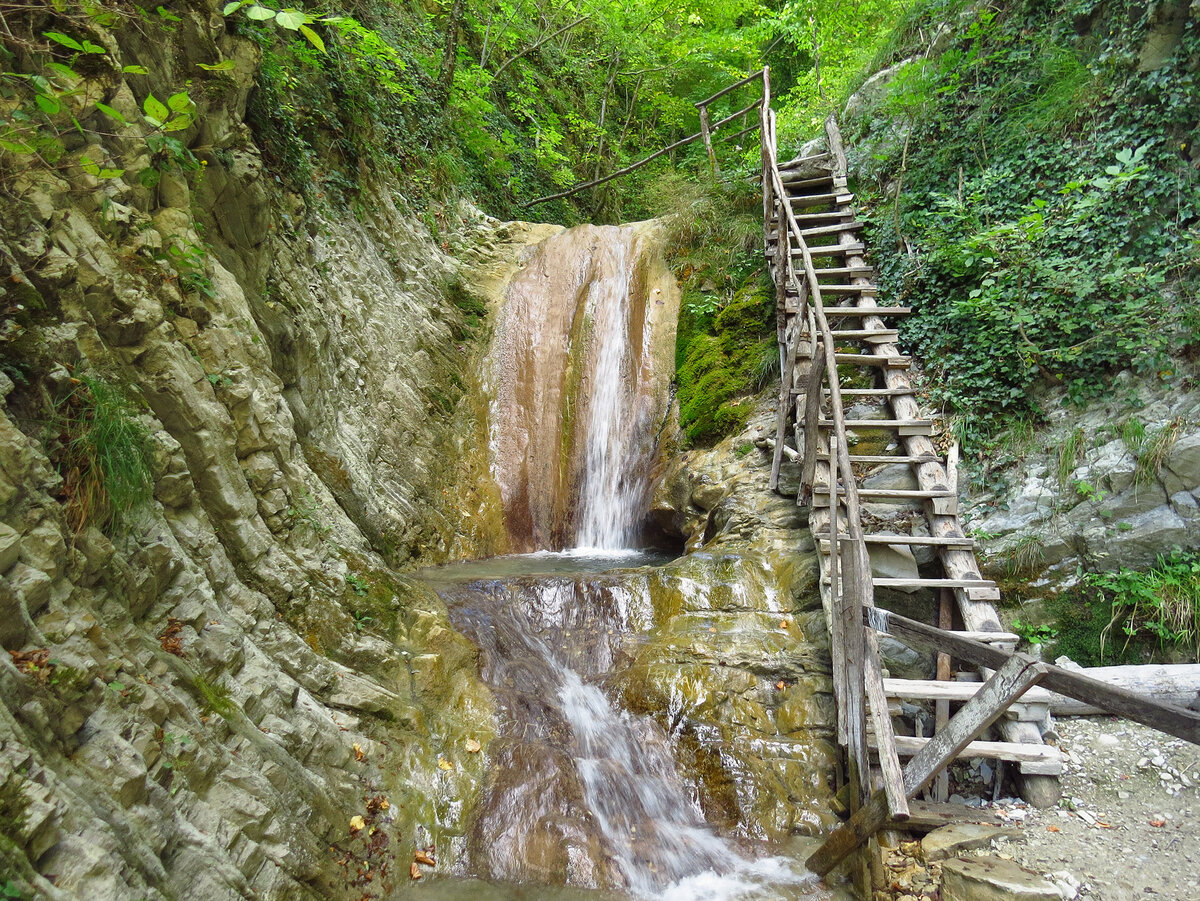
762, 113, 1060, 806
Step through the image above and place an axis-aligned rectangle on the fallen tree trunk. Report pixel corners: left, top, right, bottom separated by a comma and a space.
1047, 663, 1200, 716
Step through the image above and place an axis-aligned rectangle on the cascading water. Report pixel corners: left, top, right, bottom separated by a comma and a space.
485, 223, 676, 552
415, 223, 836, 899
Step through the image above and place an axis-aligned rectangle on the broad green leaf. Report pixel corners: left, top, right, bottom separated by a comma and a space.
157, 6, 182, 22
298, 24, 325, 53
222, 1, 246, 14
139, 167, 162, 189
197, 60, 237, 72
0, 140, 35, 154
82, 40, 106, 54
95, 102, 127, 124
123, 65, 150, 75
143, 93, 169, 122
80, 155, 100, 175
35, 93, 61, 115
275, 9, 306, 29
99, 167, 125, 178
245, 5, 276, 21
167, 91, 192, 113
43, 31, 83, 52
162, 114, 193, 132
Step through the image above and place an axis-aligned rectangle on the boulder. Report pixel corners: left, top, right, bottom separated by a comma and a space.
941, 855, 1062, 901
922, 823, 1023, 861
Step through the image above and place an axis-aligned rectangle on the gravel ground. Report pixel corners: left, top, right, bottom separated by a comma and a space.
997, 716, 1200, 900
881, 715, 1200, 901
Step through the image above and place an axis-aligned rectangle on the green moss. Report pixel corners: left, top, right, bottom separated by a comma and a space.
675, 283, 774, 445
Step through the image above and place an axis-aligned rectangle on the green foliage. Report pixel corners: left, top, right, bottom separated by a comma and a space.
191, 674, 235, 718
1092, 550, 1200, 662
858, 0, 1200, 455
1011, 617, 1057, 647
1043, 551, 1200, 666
56, 377, 154, 534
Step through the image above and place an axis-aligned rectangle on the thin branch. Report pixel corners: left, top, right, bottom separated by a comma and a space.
491, 14, 590, 80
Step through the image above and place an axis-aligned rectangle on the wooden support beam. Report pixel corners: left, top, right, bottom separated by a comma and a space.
806, 655, 1048, 876
865, 608, 1200, 745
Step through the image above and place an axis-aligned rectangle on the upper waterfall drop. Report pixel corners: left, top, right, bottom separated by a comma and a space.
486, 222, 680, 552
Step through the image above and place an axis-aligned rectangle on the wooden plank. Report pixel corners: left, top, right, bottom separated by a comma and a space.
889, 800, 1006, 832
800, 242, 867, 257
817, 388, 917, 397
788, 192, 855, 208
828, 353, 911, 368
821, 488, 955, 500
800, 345, 823, 499
823, 304, 909, 314
814, 453, 941, 463
821, 418, 932, 430
780, 152, 832, 170
884, 679, 1051, 703
873, 578, 996, 590
884, 736, 1063, 773
935, 588, 954, 802
815, 284, 879, 294
1044, 664, 1200, 716
806, 655, 1049, 876
780, 174, 836, 190
800, 221, 866, 237
865, 608, 1200, 746
813, 266, 875, 277
829, 329, 899, 340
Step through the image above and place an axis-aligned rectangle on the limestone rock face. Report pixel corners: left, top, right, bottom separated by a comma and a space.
963, 379, 1200, 584
0, 4, 509, 898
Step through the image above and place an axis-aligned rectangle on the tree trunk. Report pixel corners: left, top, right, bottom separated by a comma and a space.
438, 0, 466, 109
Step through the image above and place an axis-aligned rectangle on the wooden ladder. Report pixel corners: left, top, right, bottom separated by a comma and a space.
759, 92, 1060, 879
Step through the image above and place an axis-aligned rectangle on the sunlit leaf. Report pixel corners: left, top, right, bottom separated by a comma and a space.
167, 91, 192, 113
95, 102, 127, 124
298, 24, 325, 53
43, 31, 83, 52
197, 60, 237, 72
222, 1, 246, 14
245, 5, 276, 21
275, 9, 306, 29
143, 93, 169, 122
35, 93, 61, 115
123, 65, 150, 75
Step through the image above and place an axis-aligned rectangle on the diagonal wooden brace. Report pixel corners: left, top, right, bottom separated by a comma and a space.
806, 653, 1048, 877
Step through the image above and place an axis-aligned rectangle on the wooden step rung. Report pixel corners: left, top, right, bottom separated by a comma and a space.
813, 266, 875, 277
831, 353, 911, 368
787, 192, 854, 208
872, 578, 996, 590
818, 417, 932, 432
799, 221, 866, 237
816, 284, 878, 294
820, 387, 912, 396
816, 488, 956, 499
814, 453, 941, 463
883, 678, 1045, 701
825, 534, 975, 548
829, 328, 899, 341
779, 152, 832, 170
823, 306, 911, 316
883, 736, 1062, 775
787, 210, 859, 223
799, 243, 866, 257
779, 174, 835, 190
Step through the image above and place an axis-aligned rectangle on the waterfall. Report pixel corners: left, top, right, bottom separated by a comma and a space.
487, 223, 677, 552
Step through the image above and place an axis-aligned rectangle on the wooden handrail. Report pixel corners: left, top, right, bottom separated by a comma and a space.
525, 70, 766, 208
694, 68, 766, 108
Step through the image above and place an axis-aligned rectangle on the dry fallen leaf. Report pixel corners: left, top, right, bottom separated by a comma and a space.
349, 815, 365, 832
779, 620, 789, 629
775, 681, 786, 691
379, 799, 389, 810
353, 742, 366, 762
437, 756, 453, 770
1046, 825, 1060, 832
409, 862, 422, 880
414, 850, 436, 866
1097, 821, 1112, 828
465, 738, 481, 753
1149, 818, 1167, 828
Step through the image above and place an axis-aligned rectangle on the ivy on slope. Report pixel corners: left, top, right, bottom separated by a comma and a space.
848, 0, 1200, 456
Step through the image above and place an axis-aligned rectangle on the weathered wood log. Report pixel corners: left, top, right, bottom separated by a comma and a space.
1044, 664, 1200, 716
866, 609, 1200, 745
